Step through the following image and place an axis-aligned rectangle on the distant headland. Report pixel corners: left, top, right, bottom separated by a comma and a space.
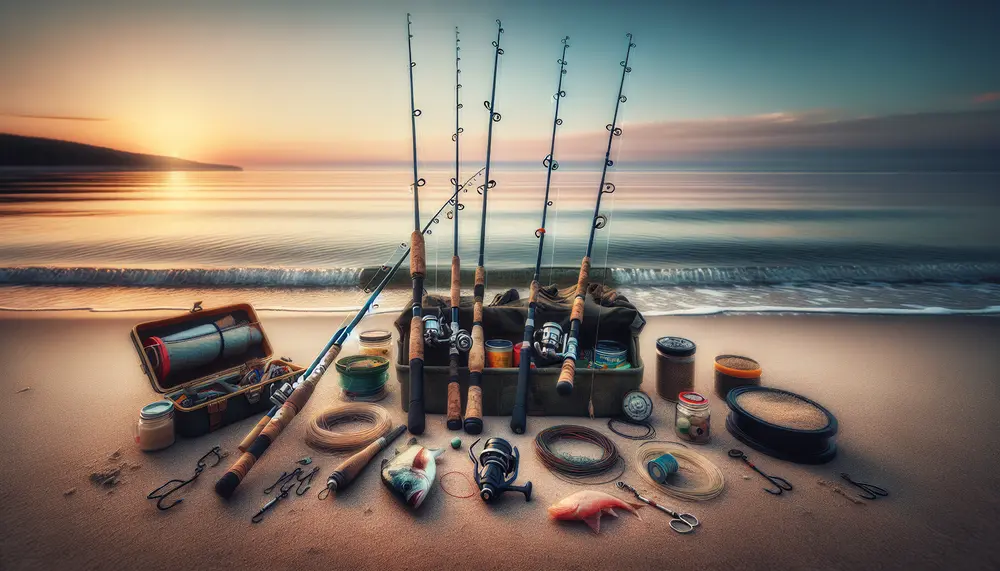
0, 134, 242, 171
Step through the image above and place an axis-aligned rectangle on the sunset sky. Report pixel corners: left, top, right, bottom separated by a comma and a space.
1, 0, 998, 167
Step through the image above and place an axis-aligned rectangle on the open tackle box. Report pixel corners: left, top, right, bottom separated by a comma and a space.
394, 289, 646, 417
129, 303, 303, 437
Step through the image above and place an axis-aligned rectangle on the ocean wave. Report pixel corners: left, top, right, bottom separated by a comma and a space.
1, 262, 999, 288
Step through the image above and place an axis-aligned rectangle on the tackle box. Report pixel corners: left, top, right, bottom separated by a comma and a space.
394, 289, 646, 417
129, 303, 303, 437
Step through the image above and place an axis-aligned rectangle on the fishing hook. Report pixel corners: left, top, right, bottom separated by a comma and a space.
840, 473, 888, 500
147, 446, 223, 511
728, 449, 793, 495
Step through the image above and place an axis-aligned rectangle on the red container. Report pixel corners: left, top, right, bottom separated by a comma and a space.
513, 343, 535, 368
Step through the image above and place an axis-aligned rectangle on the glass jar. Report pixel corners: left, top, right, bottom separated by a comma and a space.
134, 400, 176, 451
675, 391, 711, 443
656, 337, 696, 402
358, 329, 392, 358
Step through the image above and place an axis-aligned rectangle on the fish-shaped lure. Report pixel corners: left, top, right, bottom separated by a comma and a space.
548, 490, 643, 534
380, 438, 443, 509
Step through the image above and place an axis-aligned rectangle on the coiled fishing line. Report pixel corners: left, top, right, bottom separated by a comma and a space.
440, 471, 478, 499
635, 441, 725, 501
534, 425, 625, 485
305, 403, 394, 453
607, 417, 656, 440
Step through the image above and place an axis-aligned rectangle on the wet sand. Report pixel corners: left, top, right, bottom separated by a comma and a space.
1, 311, 998, 571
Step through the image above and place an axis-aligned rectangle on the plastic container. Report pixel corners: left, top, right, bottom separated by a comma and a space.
675, 391, 711, 443
655, 337, 696, 402
336, 355, 390, 401
714, 354, 761, 399
485, 339, 513, 368
134, 400, 176, 451
358, 329, 393, 358
594, 340, 628, 369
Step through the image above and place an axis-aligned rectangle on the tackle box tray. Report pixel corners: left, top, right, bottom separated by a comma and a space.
394, 291, 645, 417
129, 303, 304, 437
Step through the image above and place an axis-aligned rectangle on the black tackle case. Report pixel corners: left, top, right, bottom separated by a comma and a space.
394, 285, 646, 417
129, 303, 303, 437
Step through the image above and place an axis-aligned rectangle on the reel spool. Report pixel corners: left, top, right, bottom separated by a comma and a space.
533, 321, 567, 364
423, 312, 472, 352
622, 390, 653, 423
469, 437, 532, 503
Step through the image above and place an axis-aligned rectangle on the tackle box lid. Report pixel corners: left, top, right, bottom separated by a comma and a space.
129, 302, 281, 394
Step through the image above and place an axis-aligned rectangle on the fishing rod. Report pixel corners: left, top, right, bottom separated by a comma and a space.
464, 19, 504, 435
510, 37, 571, 435
216, 165, 487, 498
555, 33, 635, 397
405, 13, 427, 436
444, 27, 473, 430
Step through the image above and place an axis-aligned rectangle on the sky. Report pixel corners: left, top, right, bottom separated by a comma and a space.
1, 0, 998, 167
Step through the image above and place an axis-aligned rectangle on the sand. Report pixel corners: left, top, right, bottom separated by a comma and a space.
1, 311, 999, 571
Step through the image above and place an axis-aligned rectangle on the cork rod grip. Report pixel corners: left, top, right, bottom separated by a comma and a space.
468, 321, 485, 373
528, 280, 540, 304
410, 231, 426, 278
446, 354, 461, 430
556, 358, 576, 395
575, 256, 591, 296
331, 440, 385, 488
409, 317, 424, 361
450, 256, 461, 307
238, 414, 272, 453
464, 385, 483, 434
571, 296, 586, 322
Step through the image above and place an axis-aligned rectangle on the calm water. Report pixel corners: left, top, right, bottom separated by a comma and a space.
1, 168, 999, 314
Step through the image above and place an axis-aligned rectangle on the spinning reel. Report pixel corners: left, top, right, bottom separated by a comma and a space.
533, 321, 571, 365
423, 311, 472, 353
469, 437, 532, 503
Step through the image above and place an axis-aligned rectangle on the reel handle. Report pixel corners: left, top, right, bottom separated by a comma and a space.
507, 481, 532, 502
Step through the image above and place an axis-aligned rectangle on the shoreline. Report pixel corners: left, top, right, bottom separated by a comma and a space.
1, 312, 999, 570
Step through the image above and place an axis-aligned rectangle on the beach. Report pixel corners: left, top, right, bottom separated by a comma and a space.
1, 311, 998, 571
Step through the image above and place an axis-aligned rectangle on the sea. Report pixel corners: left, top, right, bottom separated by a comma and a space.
1, 166, 999, 317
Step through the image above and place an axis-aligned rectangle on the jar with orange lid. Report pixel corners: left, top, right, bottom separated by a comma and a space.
714, 354, 761, 399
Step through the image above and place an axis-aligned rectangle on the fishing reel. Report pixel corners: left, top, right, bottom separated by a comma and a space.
469, 437, 532, 503
533, 321, 570, 365
423, 312, 472, 353
269, 377, 298, 407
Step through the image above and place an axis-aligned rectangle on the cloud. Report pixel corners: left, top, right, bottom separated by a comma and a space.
0, 113, 108, 122
973, 92, 1000, 104
519, 109, 1000, 162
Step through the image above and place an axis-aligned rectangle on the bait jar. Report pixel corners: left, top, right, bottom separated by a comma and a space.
358, 329, 392, 358
336, 355, 390, 401
675, 391, 711, 443
594, 340, 629, 369
485, 339, 513, 368
134, 400, 176, 452
655, 337, 696, 402
714, 354, 761, 399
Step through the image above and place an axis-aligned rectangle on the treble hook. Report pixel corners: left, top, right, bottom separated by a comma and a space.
728, 449, 793, 495
146, 445, 223, 511
840, 473, 889, 500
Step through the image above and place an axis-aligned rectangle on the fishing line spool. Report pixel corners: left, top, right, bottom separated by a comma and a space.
535, 425, 624, 484
635, 441, 725, 502
469, 437, 532, 502
305, 403, 394, 454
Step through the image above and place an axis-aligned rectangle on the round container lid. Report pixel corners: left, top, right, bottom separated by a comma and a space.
678, 391, 709, 407
622, 390, 653, 422
485, 339, 513, 350
596, 340, 626, 354
656, 336, 696, 357
359, 329, 392, 343
715, 354, 762, 378
140, 400, 174, 420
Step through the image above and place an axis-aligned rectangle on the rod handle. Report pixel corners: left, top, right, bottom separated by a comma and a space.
408, 359, 426, 435
328, 425, 406, 492
216, 438, 269, 499
446, 355, 462, 430
238, 408, 275, 453
510, 341, 532, 434
464, 378, 483, 434
556, 358, 575, 396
